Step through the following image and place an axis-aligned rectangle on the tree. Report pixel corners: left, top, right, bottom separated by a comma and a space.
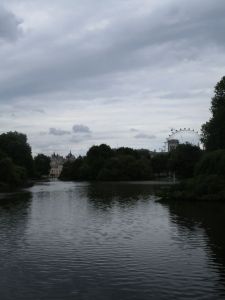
60, 144, 153, 181
34, 154, 51, 177
152, 153, 170, 176
86, 144, 114, 179
169, 144, 202, 179
202, 76, 225, 150
195, 150, 225, 178
0, 131, 34, 176
0, 158, 27, 186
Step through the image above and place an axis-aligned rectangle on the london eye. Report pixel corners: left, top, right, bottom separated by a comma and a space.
166, 128, 201, 151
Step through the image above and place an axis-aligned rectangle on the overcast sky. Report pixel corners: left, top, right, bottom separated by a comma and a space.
0, 0, 224, 156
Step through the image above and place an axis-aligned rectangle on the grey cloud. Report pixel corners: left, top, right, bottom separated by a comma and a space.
134, 133, 156, 139
72, 124, 91, 134
0, 6, 22, 41
0, 0, 224, 102
71, 133, 92, 144
49, 127, 71, 136
0, 0, 222, 154
160, 89, 211, 100
12, 103, 45, 114
33, 108, 45, 114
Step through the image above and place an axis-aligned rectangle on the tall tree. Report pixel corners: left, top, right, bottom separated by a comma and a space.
34, 154, 51, 177
168, 144, 202, 179
0, 131, 34, 176
202, 76, 225, 150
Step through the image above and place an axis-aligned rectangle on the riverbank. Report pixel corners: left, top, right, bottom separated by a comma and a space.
0, 180, 34, 193
158, 175, 225, 202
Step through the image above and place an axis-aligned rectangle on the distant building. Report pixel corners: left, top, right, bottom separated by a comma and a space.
49, 152, 76, 178
65, 151, 76, 162
49, 153, 65, 178
168, 139, 179, 152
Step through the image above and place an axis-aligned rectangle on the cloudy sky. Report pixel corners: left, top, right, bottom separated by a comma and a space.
0, 0, 224, 156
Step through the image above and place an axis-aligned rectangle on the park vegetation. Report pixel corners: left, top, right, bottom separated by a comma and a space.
162, 76, 225, 201
0, 132, 50, 191
59, 143, 202, 182
60, 145, 155, 181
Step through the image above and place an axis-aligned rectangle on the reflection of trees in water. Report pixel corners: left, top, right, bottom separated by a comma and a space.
0, 191, 32, 252
85, 182, 163, 210
162, 200, 225, 286
0, 191, 32, 211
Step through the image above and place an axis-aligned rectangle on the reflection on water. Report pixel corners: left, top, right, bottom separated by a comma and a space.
162, 200, 225, 286
86, 182, 159, 209
0, 181, 224, 300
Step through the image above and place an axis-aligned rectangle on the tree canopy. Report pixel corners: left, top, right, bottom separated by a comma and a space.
168, 144, 202, 179
34, 154, 51, 177
201, 76, 225, 150
60, 144, 153, 181
0, 132, 34, 189
0, 131, 34, 176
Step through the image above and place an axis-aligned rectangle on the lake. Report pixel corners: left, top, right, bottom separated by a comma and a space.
0, 180, 225, 300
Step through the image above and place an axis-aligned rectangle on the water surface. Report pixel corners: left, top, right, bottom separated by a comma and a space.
0, 181, 225, 299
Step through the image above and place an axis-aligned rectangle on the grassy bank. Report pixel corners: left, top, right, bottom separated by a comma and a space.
159, 175, 225, 202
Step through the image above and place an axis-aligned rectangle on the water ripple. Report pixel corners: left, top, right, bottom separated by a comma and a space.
0, 181, 224, 299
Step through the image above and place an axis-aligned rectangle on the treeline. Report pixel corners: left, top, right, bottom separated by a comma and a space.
60, 143, 203, 182
60, 145, 154, 181
0, 132, 50, 191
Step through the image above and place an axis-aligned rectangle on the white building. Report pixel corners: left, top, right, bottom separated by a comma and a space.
49, 152, 76, 178
49, 153, 65, 178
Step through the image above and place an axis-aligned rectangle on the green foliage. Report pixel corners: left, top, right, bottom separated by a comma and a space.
0, 150, 7, 161
0, 158, 27, 186
97, 155, 152, 181
168, 144, 202, 179
176, 175, 225, 201
60, 156, 87, 180
187, 175, 225, 198
60, 144, 153, 181
34, 154, 51, 177
152, 153, 170, 176
195, 150, 225, 177
87, 144, 113, 161
201, 76, 225, 150
164, 150, 225, 201
0, 131, 33, 189
0, 131, 34, 176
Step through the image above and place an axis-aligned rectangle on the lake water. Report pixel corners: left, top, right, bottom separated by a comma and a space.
0, 180, 225, 300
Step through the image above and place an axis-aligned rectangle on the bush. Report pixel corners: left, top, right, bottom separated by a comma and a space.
195, 150, 225, 177
0, 158, 27, 187
168, 144, 202, 179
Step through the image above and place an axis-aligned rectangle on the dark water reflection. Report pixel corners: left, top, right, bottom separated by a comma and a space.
162, 200, 225, 286
0, 181, 225, 300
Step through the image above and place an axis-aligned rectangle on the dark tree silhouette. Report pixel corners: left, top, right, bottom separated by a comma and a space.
60, 144, 153, 181
0, 131, 34, 176
34, 154, 51, 177
202, 76, 225, 150
168, 144, 202, 179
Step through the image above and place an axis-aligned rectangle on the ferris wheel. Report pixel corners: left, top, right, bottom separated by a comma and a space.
166, 128, 201, 151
